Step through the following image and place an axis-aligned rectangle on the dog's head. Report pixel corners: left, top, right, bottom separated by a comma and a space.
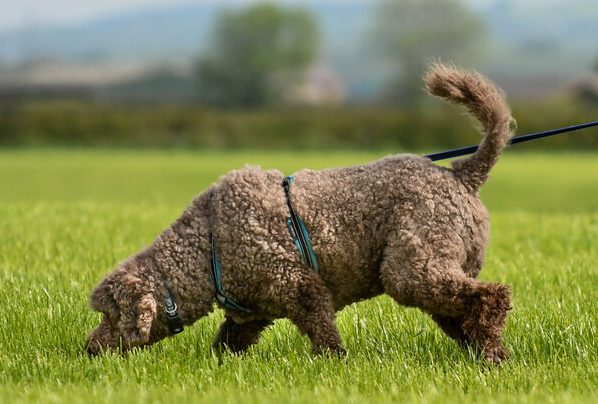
86, 259, 171, 355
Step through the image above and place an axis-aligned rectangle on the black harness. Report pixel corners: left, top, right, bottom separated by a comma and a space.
282, 176, 319, 273
164, 175, 319, 331
208, 175, 319, 313
208, 233, 252, 313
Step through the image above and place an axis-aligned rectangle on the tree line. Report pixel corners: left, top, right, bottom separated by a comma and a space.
195, 0, 485, 107
2, 99, 596, 150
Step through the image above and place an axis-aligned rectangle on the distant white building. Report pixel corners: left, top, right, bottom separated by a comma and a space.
285, 62, 346, 105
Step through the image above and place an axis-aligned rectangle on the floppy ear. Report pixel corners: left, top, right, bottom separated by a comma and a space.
90, 269, 157, 347
114, 273, 157, 347
131, 292, 157, 344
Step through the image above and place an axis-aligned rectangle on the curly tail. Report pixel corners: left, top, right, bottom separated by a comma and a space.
424, 63, 516, 192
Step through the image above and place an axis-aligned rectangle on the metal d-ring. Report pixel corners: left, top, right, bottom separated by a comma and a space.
165, 297, 178, 317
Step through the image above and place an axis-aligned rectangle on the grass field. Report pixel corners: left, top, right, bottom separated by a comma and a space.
0, 150, 596, 403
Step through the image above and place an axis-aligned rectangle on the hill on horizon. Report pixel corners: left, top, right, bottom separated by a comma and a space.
1, 0, 596, 100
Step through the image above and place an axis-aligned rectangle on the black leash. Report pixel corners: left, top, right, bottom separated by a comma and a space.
165, 120, 597, 326
425, 120, 598, 162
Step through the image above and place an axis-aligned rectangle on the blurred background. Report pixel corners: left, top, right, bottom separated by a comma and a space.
0, 0, 597, 150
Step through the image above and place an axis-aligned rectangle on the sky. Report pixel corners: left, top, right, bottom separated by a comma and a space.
0, 0, 502, 31
0, 0, 201, 30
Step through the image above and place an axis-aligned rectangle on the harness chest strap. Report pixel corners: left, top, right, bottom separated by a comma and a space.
208, 175, 320, 314
209, 233, 251, 313
159, 232, 250, 335
282, 176, 319, 273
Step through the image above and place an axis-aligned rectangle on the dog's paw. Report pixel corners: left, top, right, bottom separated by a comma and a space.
484, 344, 509, 365
333, 345, 347, 358
314, 344, 347, 358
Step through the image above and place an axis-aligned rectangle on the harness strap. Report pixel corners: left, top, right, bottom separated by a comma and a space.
209, 234, 251, 313
206, 176, 318, 314
282, 176, 319, 273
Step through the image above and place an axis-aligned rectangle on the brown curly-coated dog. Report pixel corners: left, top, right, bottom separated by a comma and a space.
87, 64, 515, 364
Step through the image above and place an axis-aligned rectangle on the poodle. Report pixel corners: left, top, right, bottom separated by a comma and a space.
86, 63, 515, 364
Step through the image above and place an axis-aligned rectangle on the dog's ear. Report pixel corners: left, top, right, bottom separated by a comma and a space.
127, 290, 157, 346
90, 268, 157, 347
113, 272, 157, 347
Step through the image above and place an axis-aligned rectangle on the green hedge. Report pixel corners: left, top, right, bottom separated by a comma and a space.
0, 99, 596, 150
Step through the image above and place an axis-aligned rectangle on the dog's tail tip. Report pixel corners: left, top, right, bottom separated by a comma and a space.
424, 62, 471, 101
424, 62, 515, 192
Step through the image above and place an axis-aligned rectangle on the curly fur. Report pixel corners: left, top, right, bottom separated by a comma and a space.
86, 63, 514, 364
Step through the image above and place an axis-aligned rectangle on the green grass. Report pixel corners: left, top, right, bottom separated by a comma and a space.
0, 150, 597, 403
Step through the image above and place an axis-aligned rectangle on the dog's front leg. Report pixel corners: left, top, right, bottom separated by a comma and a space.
285, 271, 346, 356
212, 317, 273, 354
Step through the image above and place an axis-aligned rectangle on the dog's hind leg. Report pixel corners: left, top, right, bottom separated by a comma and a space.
283, 270, 345, 356
429, 244, 488, 345
212, 317, 273, 354
380, 231, 511, 364
431, 314, 470, 345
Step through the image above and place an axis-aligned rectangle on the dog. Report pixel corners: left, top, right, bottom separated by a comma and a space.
86, 63, 515, 364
